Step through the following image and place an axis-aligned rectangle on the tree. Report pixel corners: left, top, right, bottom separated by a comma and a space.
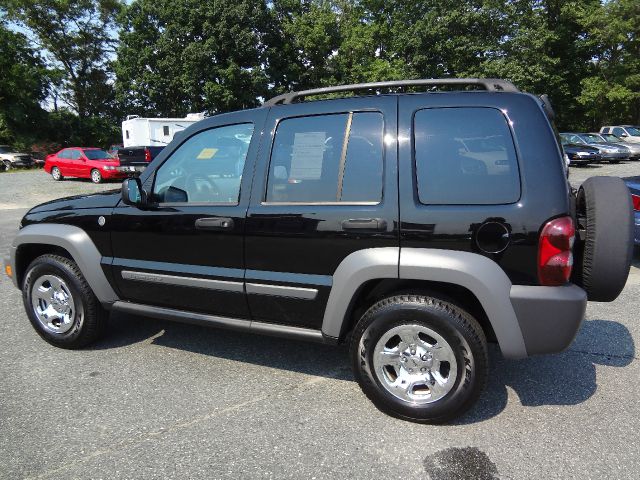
3, 0, 123, 118
0, 19, 49, 148
578, 0, 640, 128
115, 0, 270, 116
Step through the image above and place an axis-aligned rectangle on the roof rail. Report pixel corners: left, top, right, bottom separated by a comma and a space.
264, 78, 519, 106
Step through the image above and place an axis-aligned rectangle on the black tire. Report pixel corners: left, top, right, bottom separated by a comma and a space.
22, 254, 107, 349
90, 168, 102, 183
350, 294, 488, 423
574, 176, 634, 301
609, 160, 620, 164
51, 166, 63, 181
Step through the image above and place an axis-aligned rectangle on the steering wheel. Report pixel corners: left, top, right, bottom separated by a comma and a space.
185, 174, 220, 202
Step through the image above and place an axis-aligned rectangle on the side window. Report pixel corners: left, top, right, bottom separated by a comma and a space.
612, 127, 625, 136
153, 123, 254, 204
163, 126, 170, 136
70, 150, 82, 160
414, 107, 520, 205
266, 112, 384, 203
58, 149, 70, 159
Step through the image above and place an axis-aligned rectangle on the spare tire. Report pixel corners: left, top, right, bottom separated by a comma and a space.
573, 176, 634, 301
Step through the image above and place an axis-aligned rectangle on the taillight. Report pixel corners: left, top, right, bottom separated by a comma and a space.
632, 194, 640, 212
538, 216, 575, 286
144, 148, 151, 162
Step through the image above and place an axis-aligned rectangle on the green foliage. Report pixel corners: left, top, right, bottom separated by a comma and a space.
3, 0, 123, 118
114, 0, 270, 116
1, 0, 639, 148
0, 20, 49, 147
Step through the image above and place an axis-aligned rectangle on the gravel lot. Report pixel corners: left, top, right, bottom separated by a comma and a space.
1, 167, 639, 479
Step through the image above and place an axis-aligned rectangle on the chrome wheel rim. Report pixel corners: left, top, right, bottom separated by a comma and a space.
372, 324, 458, 404
52, 168, 60, 179
91, 170, 100, 182
31, 274, 77, 334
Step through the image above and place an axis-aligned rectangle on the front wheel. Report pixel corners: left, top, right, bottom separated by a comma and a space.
90, 169, 102, 183
22, 254, 107, 349
350, 294, 488, 423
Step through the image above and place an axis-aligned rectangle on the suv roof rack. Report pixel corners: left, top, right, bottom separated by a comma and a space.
264, 78, 519, 106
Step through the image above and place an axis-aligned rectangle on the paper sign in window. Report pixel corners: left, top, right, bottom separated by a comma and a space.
289, 132, 326, 180
197, 148, 218, 160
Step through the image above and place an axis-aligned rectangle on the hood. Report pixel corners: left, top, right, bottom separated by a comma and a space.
27, 189, 121, 213
0, 151, 30, 158
563, 144, 599, 153
625, 176, 640, 194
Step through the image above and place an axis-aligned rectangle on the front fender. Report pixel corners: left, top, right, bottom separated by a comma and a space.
10, 223, 119, 304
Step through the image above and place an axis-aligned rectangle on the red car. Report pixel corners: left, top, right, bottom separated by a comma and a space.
44, 147, 126, 183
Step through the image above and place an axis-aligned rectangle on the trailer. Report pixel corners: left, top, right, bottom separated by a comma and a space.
121, 113, 205, 148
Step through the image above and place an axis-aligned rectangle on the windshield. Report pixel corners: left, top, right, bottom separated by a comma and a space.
583, 134, 604, 143
0, 146, 12, 153
602, 134, 622, 142
83, 149, 112, 160
627, 127, 640, 136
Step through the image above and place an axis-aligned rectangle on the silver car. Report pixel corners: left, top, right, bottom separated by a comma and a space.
559, 133, 630, 163
0, 145, 34, 170
594, 133, 640, 160
600, 125, 640, 143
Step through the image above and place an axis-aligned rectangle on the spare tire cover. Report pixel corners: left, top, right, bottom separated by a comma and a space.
574, 176, 634, 302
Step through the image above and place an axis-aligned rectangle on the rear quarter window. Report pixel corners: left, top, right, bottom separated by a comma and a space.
414, 107, 520, 205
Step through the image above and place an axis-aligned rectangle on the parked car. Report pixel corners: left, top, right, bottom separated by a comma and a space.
560, 141, 600, 166
117, 146, 165, 174
595, 133, 640, 160
44, 147, 128, 183
559, 133, 629, 163
5, 78, 634, 423
625, 176, 640, 246
600, 125, 640, 143
0, 145, 34, 170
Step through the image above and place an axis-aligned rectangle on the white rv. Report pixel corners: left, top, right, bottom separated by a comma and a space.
121, 113, 206, 148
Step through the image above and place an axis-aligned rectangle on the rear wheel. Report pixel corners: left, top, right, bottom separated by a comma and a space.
51, 166, 62, 181
573, 176, 634, 301
350, 294, 488, 423
90, 168, 102, 184
3, 160, 11, 171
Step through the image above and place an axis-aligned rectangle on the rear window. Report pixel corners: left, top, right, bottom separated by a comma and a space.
414, 107, 520, 205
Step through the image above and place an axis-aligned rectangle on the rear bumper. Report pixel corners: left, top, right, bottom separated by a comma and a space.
117, 165, 147, 174
510, 284, 587, 356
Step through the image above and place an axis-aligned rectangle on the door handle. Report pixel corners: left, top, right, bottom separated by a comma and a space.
195, 217, 234, 231
341, 218, 387, 231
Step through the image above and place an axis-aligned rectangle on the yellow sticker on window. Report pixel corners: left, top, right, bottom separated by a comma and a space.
197, 148, 218, 159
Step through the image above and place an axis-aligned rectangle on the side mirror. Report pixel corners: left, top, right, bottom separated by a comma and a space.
621, 133, 628, 137
121, 177, 147, 207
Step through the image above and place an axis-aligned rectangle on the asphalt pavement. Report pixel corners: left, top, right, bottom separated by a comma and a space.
1, 168, 639, 479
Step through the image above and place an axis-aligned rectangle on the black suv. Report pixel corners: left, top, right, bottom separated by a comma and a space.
5, 79, 634, 423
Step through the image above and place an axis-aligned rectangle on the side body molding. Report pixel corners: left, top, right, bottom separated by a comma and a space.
11, 223, 119, 304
